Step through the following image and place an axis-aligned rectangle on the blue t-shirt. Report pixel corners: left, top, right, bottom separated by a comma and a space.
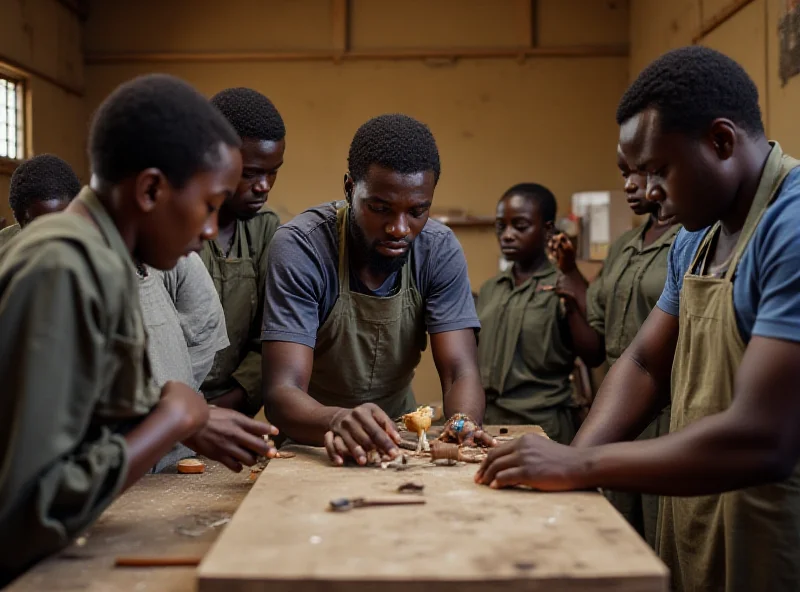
261, 202, 480, 348
656, 167, 800, 343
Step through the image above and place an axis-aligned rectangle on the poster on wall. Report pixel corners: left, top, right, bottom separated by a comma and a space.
779, 0, 800, 86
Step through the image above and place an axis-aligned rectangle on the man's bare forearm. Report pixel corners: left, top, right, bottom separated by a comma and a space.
265, 385, 344, 446
580, 408, 792, 495
442, 370, 486, 423
572, 353, 668, 447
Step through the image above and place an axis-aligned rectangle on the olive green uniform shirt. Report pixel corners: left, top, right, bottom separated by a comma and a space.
199, 209, 279, 414
585, 220, 678, 548
0, 188, 159, 581
476, 264, 575, 434
586, 222, 680, 366
0, 223, 21, 250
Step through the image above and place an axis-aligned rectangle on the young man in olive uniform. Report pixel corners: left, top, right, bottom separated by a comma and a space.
547, 148, 679, 547
477, 47, 800, 592
262, 114, 493, 466
200, 88, 284, 416
0, 74, 278, 583
0, 154, 82, 248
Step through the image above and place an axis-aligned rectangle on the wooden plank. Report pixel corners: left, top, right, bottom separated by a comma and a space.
693, 0, 757, 42
198, 439, 668, 592
84, 44, 629, 65
8, 462, 252, 592
331, 0, 349, 55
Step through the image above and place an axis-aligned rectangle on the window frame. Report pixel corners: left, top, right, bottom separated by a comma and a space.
0, 65, 30, 175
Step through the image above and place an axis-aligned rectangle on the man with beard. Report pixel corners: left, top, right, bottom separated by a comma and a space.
199, 88, 285, 416
261, 114, 493, 466
476, 47, 800, 592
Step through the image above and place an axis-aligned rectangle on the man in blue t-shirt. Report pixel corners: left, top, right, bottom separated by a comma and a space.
261, 114, 493, 466
476, 47, 800, 592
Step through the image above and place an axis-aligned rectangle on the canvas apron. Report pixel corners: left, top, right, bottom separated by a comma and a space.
658, 146, 800, 592
201, 222, 259, 400
306, 205, 427, 420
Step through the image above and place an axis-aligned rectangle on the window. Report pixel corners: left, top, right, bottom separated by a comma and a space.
0, 74, 24, 161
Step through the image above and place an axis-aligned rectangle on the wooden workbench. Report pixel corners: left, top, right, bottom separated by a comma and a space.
6, 461, 252, 592
7, 427, 668, 592
199, 439, 668, 591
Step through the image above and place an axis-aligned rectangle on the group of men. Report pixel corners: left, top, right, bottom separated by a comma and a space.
1, 45, 800, 592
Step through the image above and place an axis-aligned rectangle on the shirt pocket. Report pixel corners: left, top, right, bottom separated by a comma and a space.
517, 293, 573, 374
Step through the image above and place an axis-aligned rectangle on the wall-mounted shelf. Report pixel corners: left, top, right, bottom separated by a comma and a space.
431, 215, 495, 228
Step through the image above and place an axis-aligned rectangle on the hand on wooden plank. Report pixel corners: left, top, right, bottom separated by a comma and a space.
438, 413, 497, 448
474, 433, 587, 491
183, 406, 279, 472
324, 403, 403, 466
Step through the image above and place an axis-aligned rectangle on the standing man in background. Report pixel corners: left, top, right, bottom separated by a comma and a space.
200, 88, 285, 417
0, 154, 81, 249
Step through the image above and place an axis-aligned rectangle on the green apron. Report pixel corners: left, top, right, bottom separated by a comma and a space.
200, 220, 261, 413
306, 204, 426, 420
658, 144, 800, 592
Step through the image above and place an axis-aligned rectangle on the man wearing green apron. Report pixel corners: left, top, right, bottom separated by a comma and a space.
0, 154, 81, 249
200, 88, 284, 416
0, 74, 278, 584
262, 114, 493, 466
476, 47, 800, 592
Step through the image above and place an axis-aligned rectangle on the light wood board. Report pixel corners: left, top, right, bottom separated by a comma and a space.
198, 429, 668, 592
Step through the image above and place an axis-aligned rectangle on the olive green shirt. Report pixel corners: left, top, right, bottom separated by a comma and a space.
476, 263, 575, 422
199, 209, 279, 413
586, 221, 680, 366
0, 223, 21, 250
0, 187, 159, 580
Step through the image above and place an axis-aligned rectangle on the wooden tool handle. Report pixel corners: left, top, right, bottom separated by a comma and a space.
363, 499, 427, 507
115, 556, 202, 567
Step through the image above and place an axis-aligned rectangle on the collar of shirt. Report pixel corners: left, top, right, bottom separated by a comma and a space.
495, 261, 557, 289
76, 186, 138, 271
622, 221, 681, 256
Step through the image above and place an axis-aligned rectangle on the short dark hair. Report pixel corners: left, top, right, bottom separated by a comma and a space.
501, 183, 557, 223
616, 46, 764, 137
9, 154, 81, 216
348, 114, 441, 184
89, 74, 241, 189
210, 87, 286, 142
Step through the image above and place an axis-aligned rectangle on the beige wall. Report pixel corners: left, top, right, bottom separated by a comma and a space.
629, 0, 800, 156
81, 0, 630, 404
9, 0, 793, 409
0, 0, 87, 225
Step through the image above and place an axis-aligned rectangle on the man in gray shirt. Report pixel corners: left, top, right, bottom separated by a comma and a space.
140, 252, 280, 473
262, 113, 493, 467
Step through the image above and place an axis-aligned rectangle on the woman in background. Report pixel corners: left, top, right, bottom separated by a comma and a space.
548, 146, 680, 548
476, 183, 597, 444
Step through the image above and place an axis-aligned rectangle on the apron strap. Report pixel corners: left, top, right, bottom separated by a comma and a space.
686, 224, 719, 278
335, 204, 351, 295
727, 150, 800, 278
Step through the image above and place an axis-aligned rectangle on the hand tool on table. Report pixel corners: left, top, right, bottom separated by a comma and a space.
328, 497, 426, 512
